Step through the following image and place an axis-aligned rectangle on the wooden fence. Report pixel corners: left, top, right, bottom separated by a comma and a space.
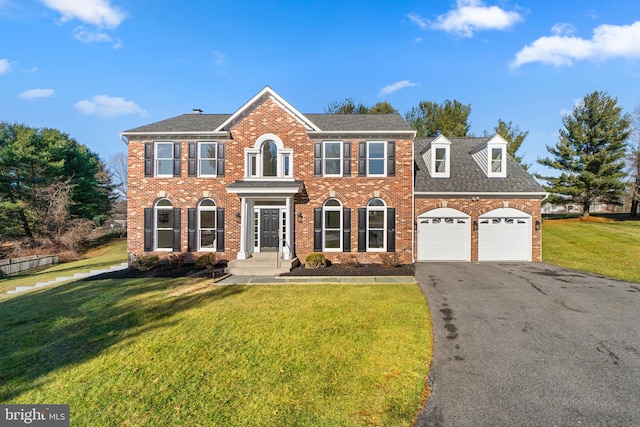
0, 255, 59, 277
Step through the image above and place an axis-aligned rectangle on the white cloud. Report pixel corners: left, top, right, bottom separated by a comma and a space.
511, 21, 640, 68
41, 0, 125, 28
75, 95, 148, 117
0, 59, 10, 74
379, 80, 418, 97
551, 23, 575, 36
73, 27, 112, 43
407, 13, 428, 30
431, 0, 523, 37
18, 88, 55, 99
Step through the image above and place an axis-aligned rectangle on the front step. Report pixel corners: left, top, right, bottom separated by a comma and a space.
225, 253, 299, 276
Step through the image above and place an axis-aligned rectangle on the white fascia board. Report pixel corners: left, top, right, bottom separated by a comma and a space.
414, 191, 548, 198
120, 131, 230, 138
307, 130, 416, 137
226, 187, 302, 196
215, 86, 321, 132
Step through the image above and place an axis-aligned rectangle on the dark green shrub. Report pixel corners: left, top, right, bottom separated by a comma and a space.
305, 253, 326, 269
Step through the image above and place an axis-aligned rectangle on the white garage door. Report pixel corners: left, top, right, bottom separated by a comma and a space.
418, 208, 470, 261
478, 208, 531, 261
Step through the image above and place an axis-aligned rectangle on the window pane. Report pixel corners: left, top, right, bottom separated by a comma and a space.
435, 148, 446, 161
263, 141, 277, 176
492, 161, 502, 173
284, 155, 290, 176
325, 142, 341, 158
157, 230, 173, 249
368, 230, 384, 249
325, 230, 341, 249
200, 159, 216, 175
325, 210, 340, 228
157, 209, 173, 227
325, 199, 340, 207
368, 159, 384, 175
325, 159, 341, 175
368, 210, 384, 228
435, 160, 446, 172
157, 199, 172, 207
251, 155, 257, 176
157, 159, 173, 175
368, 198, 384, 207
492, 148, 502, 161
200, 211, 215, 228
157, 143, 172, 158
369, 142, 384, 158
200, 143, 216, 159
200, 230, 215, 248
200, 199, 215, 207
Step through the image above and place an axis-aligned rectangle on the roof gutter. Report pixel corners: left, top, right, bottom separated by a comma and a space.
414, 191, 548, 198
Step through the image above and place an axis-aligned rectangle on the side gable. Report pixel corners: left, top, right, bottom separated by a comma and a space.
214, 86, 321, 132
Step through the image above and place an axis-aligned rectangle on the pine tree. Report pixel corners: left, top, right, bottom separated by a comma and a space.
537, 91, 631, 216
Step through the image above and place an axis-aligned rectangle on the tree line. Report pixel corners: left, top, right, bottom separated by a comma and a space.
326, 91, 639, 217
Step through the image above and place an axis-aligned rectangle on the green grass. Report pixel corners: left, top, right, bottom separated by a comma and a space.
0, 238, 127, 295
543, 217, 640, 283
0, 276, 431, 426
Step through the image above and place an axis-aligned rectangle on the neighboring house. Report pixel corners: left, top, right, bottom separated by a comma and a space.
121, 86, 545, 271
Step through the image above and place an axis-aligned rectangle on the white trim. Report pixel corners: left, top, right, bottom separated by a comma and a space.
414, 191, 548, 197
197, 141, 218, 178
154, 198, 173, 251
197, 199, 216, 251
323, 141, 343, 177
366, 198, 387, 252
367, 141, 387, 177
215, 86, 321, 132
155, 141, 174, 178
307, 130, 416, 137
121, 131, 229, 137
322, 198, 343, 252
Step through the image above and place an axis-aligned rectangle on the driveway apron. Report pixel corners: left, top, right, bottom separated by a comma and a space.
414, 262, 640, 426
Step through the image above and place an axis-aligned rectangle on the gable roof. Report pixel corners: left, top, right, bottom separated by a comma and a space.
123, 114, 229, 134
414, 137, 545, 195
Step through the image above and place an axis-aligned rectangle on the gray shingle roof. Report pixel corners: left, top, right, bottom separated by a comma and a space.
124, 113, 412, 133
414, 137, 545, 194
124, 114, 230, 133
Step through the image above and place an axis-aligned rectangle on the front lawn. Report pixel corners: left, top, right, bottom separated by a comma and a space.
0, 276, 431, 426
543, 217, 640, 283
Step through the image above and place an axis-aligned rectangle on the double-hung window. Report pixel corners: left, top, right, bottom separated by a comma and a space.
366, 198, 386, 250
197, 199, 216, 250
324, 141, 342, 176
435, 148, 447, 172
155, 199, 174, 250
323, 199, 342, 251
491, 148, 503, 173
156, 142, 174, 177
199, 142, 217, 176
367, 141, 386, 176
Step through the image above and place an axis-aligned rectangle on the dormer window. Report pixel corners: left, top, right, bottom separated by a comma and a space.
425, 134, 451, 178
491, 147, 503, 173
245, 134, 293, 179
487, 135, 507, 177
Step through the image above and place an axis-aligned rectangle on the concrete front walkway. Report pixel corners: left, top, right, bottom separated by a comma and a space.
216, 275, 416, 285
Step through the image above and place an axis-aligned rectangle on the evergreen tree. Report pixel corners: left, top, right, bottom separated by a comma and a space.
537, 91, 631, 216
405, 99, 471, 137
494, 119, 529, 170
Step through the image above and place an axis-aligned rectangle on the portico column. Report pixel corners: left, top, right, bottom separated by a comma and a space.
284, 196, 293, 260
237, 197, 249, 260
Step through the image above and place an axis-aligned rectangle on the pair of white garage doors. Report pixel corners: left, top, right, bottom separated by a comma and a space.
417, 207, 532, 262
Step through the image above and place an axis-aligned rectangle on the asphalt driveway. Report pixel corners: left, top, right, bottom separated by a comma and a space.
414, 262, 640, 426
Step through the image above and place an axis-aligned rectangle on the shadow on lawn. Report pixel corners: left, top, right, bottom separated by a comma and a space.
0, 276, 246, 401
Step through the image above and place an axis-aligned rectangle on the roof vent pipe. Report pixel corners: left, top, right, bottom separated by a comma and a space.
192, 108, 203, 114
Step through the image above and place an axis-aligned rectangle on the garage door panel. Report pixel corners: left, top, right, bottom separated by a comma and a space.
418, 216, 470, 261
478, 216, 531, 261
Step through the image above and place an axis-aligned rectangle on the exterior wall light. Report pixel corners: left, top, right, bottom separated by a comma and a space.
297, 212, 303, 222
535, 220, 541, 231
473, 220, 478, 231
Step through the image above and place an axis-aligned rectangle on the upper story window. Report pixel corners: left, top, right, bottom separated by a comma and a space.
357, 141, 395, 177
314, 141, 351, 177
435, 148, 447, 172
486, 135, 507, 178
188, 141, 225, 178
245, 134, 293, 180
491, 148, 502, 173
427, 135, 451, 178
145, 142, 181, 178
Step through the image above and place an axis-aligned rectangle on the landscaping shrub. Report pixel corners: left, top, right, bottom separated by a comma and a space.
195, 253, 217, 268
341, 254, 361, 268
163, 253, 187, 269
133, 255, 160, 271
379, 253, 400, 269
305, 253, 326, 268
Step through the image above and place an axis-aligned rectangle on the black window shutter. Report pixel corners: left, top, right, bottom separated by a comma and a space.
173, 208, 181, 252
343, 208, 351, 252
314, 208, 322, 252
173, 142, 182, 177
144, 143, 153, 177
217, 143, 225, 177
216, 208, 225, 251
314, 142, 322, 176
358, 208, 366, 252
386, 207, 396, 252
144, 208, 154, 251
343, 142, 351, 177
387, 140, 396, 177
188, 208, 196, 252
188, 142, 197, 177
358, 141, 366, 176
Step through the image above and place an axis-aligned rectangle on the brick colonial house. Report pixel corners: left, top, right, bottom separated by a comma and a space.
121, 86, 545, 273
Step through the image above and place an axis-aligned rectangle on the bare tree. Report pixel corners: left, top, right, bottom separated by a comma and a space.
629, 108, 640, 217
108, 152, 128, 200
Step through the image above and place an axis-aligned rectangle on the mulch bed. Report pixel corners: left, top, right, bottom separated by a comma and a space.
283, 263, 414, 277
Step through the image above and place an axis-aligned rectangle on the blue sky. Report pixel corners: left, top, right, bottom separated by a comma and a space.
1, 0, 640, 177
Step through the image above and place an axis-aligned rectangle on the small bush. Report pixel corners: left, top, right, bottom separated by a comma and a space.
305, 253, 326, 269
195, 253, 217, 268
164, 253, 187, 269
379, 253, 400, 269
133, 255, 160, 271
341, 254, 361, 268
